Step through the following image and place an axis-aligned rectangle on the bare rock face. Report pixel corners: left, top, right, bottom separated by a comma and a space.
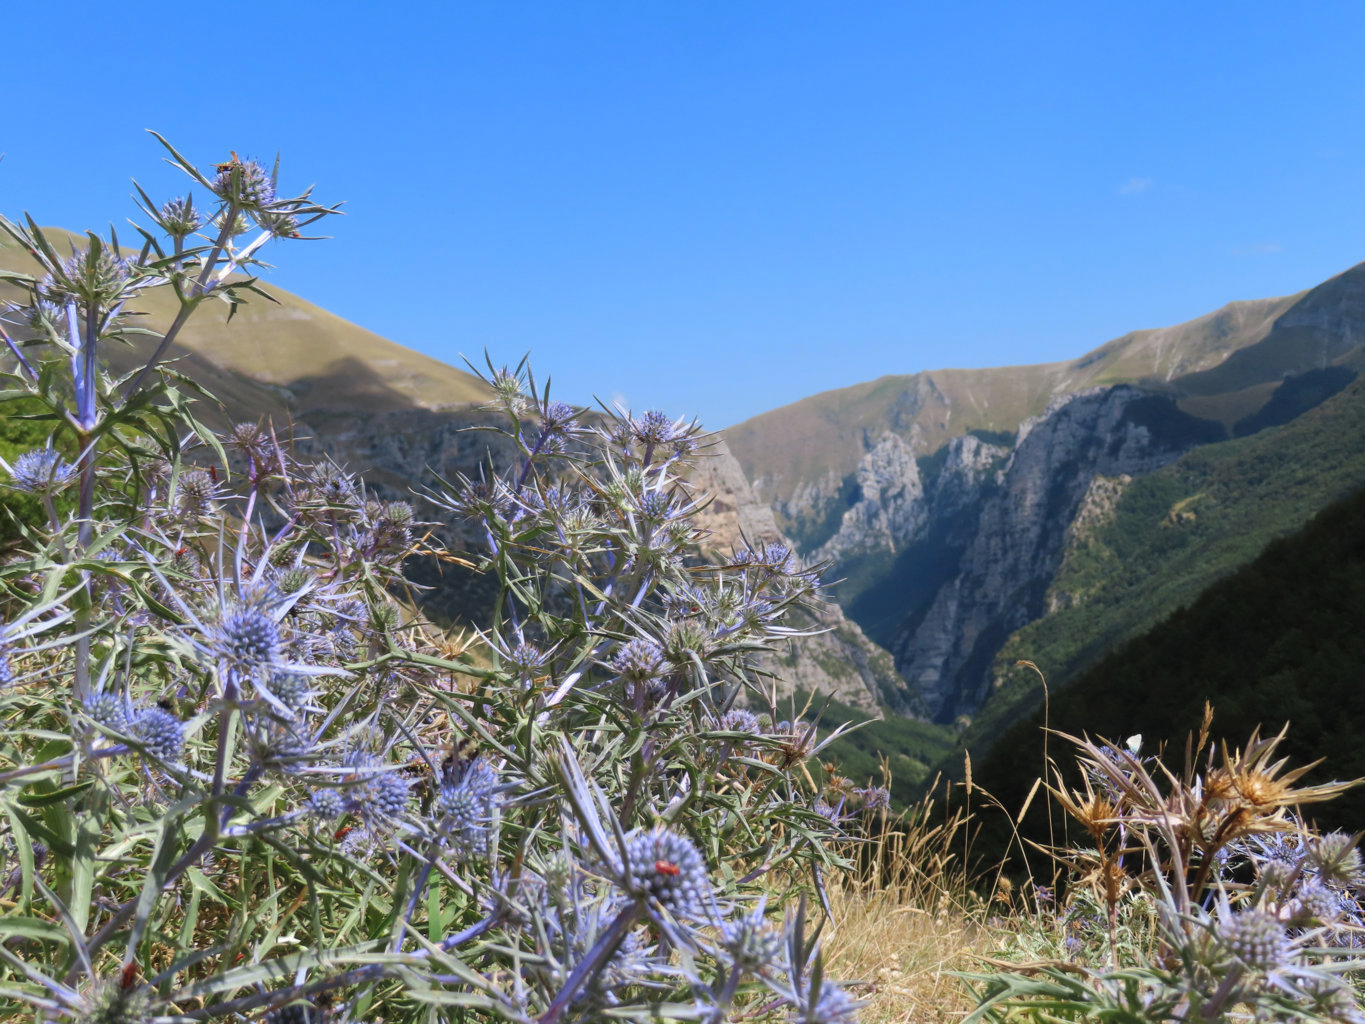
815, 432, 925, 564
887, 386, 1207, 720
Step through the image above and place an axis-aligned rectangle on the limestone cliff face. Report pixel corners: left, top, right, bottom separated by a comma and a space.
890, 386, 1199, 720
741, 385, 1214, 723
301, 413, 896, 712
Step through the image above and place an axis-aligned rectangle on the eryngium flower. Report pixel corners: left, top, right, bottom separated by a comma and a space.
39, 247, 132, 308
308, 788, 346, 820
1307, 832, 1364, 887
798, 982, 863, 1024
619, 827, 711, 920
362, 772, 411, 825
630, 410, 678, 447
159, 195, 203, 238
721, 905, 784, 972
716, 708, 761, 735
8, 447, 76, 493
1216, 907, 1292, 973
129, 707, 185, 762
85, 692, 131, 731
433, 757, 499, 858
611, 639, 664, 682
215, 601, 282, 676
212, 157, 277, 208
79, 977, 152, 1024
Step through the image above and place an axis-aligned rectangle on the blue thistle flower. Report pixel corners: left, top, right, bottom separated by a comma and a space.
211, 157, 277, 208
618, 827, 712, 921
433, 757, 499, 859
159, 195, 203, 238
610, 639, 664, 683
215, 601, 282, 676
631, 410, 678, 447
1216, 907, 1292, 973
800, 982, 863, 1024
308, 788, 346, 820
129, 707, 184, 763
85, 692, 132, 731
720, 903, 784, 972
362, 772, 411, 825
8, 448, 76, 493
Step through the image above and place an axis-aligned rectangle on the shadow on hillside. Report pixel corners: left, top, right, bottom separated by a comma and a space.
288, 356, 453, 415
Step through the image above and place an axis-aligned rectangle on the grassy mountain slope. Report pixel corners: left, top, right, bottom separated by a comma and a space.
969, 481, 1365, 867
957, 372, 1365, 757
726, 266, 1365, 505
0, 230, 489, 420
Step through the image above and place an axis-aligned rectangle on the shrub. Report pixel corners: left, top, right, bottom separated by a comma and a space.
0, 139, 865, 1023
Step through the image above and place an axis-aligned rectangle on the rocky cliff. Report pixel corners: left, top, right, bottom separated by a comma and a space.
746, 385, 1224, 722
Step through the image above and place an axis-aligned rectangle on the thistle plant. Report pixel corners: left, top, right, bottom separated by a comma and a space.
0, 146, 866, 1023
964, 715, 1365, 1022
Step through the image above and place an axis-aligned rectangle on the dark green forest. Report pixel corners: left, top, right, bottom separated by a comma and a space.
969, 480, 1365, 872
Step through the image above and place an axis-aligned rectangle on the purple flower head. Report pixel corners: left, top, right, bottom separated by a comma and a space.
716, 708, 762, 736
721, 903, 784, 972
85, 692, 132, 731
308, 787, 346, 820
159, 195, 203, 238
630, 410, 678, 447
610, 639, 665, 683
129, 707, 185, 763
1216, 906, 1292, 973
799, 982, 863, 1024
856, 786, 891, 812
211, 157, 277, 208
8, 448, 76, 493
636, 491, 673, 521
214, 600, 283, 677
433, 756, 499, 859
618, 827, 712, 921
1307, 832, 1364, 888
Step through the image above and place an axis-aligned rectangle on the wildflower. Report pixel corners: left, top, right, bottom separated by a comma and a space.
1216, 906, 1292, 973
720, 903, 784, 972
610, 639, 664, 683
308, 788, 346, 820
1306, 832, 1364, 887
214, 600, 283, 678
362, 771, 411, 825
266, 671, 314, 714
85, 692, 132, 731
432, 757, 499, 859
631, 410, 679, 447
128, 707, 185, 763
797, 982, 863, 1024
7, 447, 76, 493
39, 246, 133, 308
211, 157, 276, 208
856, 786, 891, 812
78, 977, 152, 1024
173, 468, 218, 519
619, 827, 712, 921
158, 195, 203, 238
636, 491, 673, 521
716, 708, 761, 736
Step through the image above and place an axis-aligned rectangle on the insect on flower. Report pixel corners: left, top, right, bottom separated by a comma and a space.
655, 860, 681, 876
214, 151, 241, 174
119, 961, 139, 990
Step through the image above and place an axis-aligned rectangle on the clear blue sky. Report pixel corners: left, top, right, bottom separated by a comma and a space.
6, 3, 1365, 428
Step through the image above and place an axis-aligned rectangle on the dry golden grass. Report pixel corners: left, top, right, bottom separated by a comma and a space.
822, 881, 993, 1023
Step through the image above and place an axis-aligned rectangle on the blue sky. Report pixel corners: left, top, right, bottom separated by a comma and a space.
6, 3, 1365, 428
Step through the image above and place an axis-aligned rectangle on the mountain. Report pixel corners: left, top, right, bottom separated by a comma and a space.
970, 480, 1365, 863
0, 230, 900, 712
725, 263, 1365, 724
0, 230, 491, 421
